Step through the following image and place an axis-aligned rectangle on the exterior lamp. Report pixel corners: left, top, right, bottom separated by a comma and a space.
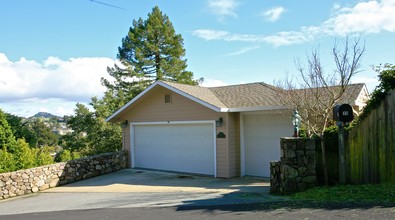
292, 110, 301, 137
216, 117, 223, 127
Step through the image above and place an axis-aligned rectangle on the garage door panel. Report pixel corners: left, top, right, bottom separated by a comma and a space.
244, 114, 292, 177
133, 123, 215, 175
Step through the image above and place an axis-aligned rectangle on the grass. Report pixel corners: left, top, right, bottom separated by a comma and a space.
289, 184, 395, 204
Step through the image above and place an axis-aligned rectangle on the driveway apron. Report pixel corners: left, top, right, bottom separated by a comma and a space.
0, 169, 280, 215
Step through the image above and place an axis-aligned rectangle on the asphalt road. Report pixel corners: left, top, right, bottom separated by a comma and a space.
1, 203, 395, 220
0, 169, 394, 219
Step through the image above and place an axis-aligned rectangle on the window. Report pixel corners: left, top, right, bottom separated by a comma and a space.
164, 94, 172, 104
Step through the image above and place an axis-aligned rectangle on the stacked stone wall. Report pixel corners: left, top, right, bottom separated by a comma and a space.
270, 138, 316, 195
0, 151, 128, 200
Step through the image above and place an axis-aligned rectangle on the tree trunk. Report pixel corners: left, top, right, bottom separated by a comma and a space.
320, 135, 329, 185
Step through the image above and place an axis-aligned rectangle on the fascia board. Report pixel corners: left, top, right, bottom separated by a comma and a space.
228, 106, 287, 112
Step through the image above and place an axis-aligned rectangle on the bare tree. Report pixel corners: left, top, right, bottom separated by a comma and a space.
275, 37, 365, 184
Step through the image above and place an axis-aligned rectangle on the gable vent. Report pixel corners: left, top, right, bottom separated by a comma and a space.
164, 94, 172, 104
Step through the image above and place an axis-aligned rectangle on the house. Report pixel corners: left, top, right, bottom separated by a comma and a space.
106, 80, 368, 178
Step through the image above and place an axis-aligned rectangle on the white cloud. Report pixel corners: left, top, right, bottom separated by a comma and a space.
328, 0, 395, 35
192, 29, 230, 41
208, 0, 239, 18
192, 29, 310, 47
261, 7, 286, 22
0, 53, 115, 102
194, 0, 395, 46
226, 46, 260, 56
0, 53, 116, 116
351, 75, 380, 93
201, 78, 228, 87
192, 29, 263, 42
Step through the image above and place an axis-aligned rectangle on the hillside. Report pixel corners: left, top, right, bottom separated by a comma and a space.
29, 112, 62, 120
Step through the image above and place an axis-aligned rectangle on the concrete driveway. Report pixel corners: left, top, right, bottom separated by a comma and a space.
0, 169, 280, 215
48, 168, 269, 193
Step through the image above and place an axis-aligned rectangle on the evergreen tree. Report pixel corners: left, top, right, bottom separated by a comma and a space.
29, 119, 58, 147
6, 113, 36, 147
102, 6, 198, 106
64, 104, 122, 156
0, 109, 16, 151
63, 6, 201, 156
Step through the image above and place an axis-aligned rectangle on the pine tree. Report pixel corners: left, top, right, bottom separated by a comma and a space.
64, 7, 200, 156
102, 6, 198, 105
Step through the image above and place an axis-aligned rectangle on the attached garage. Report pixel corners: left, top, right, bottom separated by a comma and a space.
107, 80, 366, 178
131, 122, 216, 176
242, 113, 293, 177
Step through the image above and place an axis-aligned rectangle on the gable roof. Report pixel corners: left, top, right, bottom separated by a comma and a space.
338, 83, 367, 105
106, 80, 368, 122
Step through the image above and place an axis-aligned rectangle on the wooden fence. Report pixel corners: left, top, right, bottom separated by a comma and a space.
346, 89, 395, 184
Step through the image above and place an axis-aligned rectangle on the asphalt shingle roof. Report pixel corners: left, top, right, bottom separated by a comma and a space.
160, 81, 228, 108
209, 82, 282, 108
160, 81, 366, 110
107, 80, 367, 122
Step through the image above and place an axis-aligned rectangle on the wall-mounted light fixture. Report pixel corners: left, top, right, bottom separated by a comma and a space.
216, 117, 223, 127
122, 120, 129, 128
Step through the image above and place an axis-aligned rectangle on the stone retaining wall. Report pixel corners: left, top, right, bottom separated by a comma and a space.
0, 151, 128, 200
270, 138, 316, 195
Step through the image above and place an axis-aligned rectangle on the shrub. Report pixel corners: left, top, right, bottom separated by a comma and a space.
0, 147, 16, 173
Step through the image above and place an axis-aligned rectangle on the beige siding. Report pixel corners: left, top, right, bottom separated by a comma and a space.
124, 87, 223, 122
122, 125, 131, 167
216, 121, 228, 178
216, 138, 228, 177
227, 112, 240, 177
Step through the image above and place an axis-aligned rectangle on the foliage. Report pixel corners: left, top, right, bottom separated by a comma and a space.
0, 109, 16, 151
0, 108, 58, 173
55, 149, 81, 162
290, 184, 395, 204
13, 139, 37, 170
64, 104, 122, 156
101, 6, 199, 109
35, 146, 55, 166
62, 6, 203, 157
5, 113, 60, 148
358, 64, 395, 120
275, 37, 365, 185
0, 147, 16, 173
56, 149, 72, 162
114, 6, 197, 84
275, 37, 365, 138
0, 140, 55, 173
29, 119, 59, 147
5, 113, 36, 148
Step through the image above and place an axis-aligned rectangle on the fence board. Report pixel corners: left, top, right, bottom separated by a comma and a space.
346, 89, 395, 184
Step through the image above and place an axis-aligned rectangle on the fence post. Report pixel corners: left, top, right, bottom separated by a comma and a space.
337, 121, 346, 184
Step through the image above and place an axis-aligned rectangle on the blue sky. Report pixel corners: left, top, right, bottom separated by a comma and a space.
0, 0, 394, 117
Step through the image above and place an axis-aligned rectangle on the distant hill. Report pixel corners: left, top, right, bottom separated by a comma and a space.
29, 112, 62, 120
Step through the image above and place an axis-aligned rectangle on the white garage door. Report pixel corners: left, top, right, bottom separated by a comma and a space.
244, 114, 292, 177
132, 123, 215, 176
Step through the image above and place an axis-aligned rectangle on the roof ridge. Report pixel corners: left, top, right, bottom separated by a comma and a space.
206, 81, 270, 89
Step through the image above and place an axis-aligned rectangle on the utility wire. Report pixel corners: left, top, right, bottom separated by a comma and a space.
89, 0, 126, 10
